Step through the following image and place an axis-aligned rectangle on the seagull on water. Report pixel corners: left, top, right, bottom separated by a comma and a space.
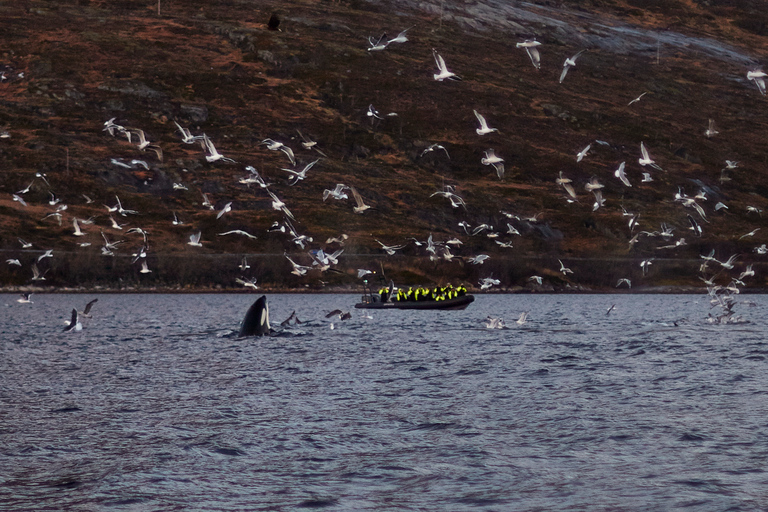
17, 293, 33, 304
474, 110, 498, 135
432, 49, 460, 81
516, 39, 541, 69
559, 49, 586, 83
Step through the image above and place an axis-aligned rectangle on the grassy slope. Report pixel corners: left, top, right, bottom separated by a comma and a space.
1, 0, 767, 291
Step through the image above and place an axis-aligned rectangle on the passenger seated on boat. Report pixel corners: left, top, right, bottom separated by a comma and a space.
457, 285, 466, 296
379, 287, 389, 302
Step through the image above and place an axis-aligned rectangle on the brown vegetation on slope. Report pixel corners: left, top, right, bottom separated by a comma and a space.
1, 0, 767, 291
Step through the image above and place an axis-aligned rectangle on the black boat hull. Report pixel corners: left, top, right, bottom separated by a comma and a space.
355, 294, 474, 310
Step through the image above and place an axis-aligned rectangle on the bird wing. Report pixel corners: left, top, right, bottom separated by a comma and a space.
640, 142, 650, 160
526, 47, 541, 68
436, 53, 447, 72
350, 186, 365, 207
83, 299, 98, 315
559, 65, 569, 83
64, 309, 79, 331
473, 110, 487, 129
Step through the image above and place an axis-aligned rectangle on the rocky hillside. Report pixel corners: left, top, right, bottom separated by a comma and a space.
1, 0, 768, 292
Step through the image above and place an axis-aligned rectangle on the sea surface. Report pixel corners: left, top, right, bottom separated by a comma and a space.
1, 293, 767, 511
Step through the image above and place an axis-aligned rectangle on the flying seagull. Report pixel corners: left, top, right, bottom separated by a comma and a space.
705, 118, 719, 138
350, 186, 371, 213
216, 201, 233, 220
516, 39, 541, 69
747, 69, 767, 95
614, 161, 631, 187
218, 230, 258, 240
201, 134, 236, 163
638, 142, 663, 171
481, 149, 504, 180
432, 48, 460, 81
559, 49, 586, 83
628, 92, 648, 106
419, 143, 450, 159
473, 110, 498, 135
387, 27, 412, 45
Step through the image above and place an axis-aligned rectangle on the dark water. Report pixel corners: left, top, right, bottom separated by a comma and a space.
2, 293, 767, 511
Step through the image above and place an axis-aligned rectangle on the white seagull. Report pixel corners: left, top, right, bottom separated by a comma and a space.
216, 201, 233, 220
747, 69, 767, 95
705, 118, 719, 138
473, 110, 498, 135
174, 121, 204, 144
638, 142, 663, 170
218, 230, 258, 240
188, 232, 203, 247
282, 158, 320, 186
559, 49, 586, 83
350, 186, 372, 213
481, 149, 505, 180
201, 134, 236, 163
614, 161, 631, 187
432, 49, 460, 81
262, 138, 296, 165
267, 189, 295, 219
516, 39, 541, 69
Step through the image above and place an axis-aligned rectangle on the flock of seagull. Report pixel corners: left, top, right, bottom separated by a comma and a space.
5, 13, 768, 328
